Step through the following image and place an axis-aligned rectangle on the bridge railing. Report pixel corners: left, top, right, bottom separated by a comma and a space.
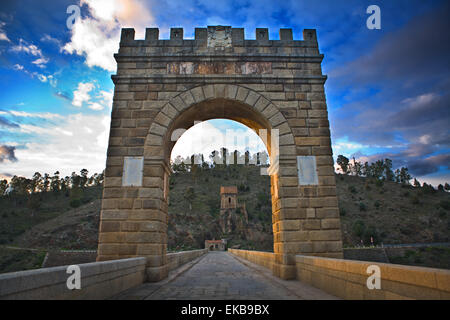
166, 248, 208, 272
0, 257, 146, 300
0, 248, 210, 300
228, 249, 450, 300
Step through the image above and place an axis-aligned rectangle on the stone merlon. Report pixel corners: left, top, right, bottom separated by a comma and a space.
119, 26, 319, 49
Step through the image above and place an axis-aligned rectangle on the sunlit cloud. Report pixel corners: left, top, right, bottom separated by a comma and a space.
0, 22, 10, 42
72, 82, 95, 107
63, 0, 154, 71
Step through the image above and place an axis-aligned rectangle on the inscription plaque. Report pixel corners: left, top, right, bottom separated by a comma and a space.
297, 156, 319, 185
122, 156, 143, 187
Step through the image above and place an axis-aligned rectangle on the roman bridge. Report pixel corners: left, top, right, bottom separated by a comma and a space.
0, 26, 449, 300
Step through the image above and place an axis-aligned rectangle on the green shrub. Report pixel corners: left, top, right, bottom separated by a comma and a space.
359, 202, 367, 211
352, 220, 365, 237
70, 199, 81, 208
348, 185, 357, 194
411, 195, 421, 205
374, 200, 381, 209
439, 200, 450, 211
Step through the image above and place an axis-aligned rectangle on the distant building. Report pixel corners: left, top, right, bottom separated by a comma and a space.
219, 186, 248, 234
205, 239, 227, 251
220, 186, 238, 209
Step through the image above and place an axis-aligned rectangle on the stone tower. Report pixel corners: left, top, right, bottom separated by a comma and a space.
220, 186, 238, 210
97, 26, 344, 282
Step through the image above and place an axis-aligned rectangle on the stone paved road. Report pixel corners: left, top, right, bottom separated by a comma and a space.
113, 252, 338, 300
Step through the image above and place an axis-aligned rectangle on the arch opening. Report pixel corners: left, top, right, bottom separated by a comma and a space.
167, 116, 274, 252
164, 98, 277, 165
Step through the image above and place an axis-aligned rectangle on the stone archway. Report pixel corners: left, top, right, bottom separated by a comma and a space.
97, 26, 344, 282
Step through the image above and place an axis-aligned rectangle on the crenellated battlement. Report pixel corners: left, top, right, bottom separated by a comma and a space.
119, 26, 318, 48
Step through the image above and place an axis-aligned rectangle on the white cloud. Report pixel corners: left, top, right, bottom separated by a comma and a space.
32, 57, 50, 68
12, 63, 47, 84
40, 34, 61, 46
11, 39, 43, 56
63, 0, 154, 72
47, 75, 57, 87
99, 90, 114, 109
332, 139, 365, 155
0, 21, 10, 42
0, 32, 9, 42
0, 113, 111, 178
0, 110, 63, 120
36, 74, 47, 83
72, 82, 95, 107
402, 93, 437, 109
88, 102, 104, 111
13, 64, 24, 71
10, 39, 50, 68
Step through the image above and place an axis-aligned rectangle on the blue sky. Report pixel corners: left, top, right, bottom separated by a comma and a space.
0, 0, 448, 186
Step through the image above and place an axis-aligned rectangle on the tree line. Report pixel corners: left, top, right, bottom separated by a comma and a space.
336, 154, 449, 191
0, 170, 104, 213
0, 170, 104, 196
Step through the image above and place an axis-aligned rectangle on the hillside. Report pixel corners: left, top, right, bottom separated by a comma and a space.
0, 165, 449, 272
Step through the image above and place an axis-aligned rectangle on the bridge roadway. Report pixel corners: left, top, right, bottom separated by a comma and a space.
113, 251, 338, 300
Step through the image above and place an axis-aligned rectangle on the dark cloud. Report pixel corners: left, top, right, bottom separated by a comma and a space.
0, 116, 19, 128
408, 154, 450, 176
330, 1, 450, 84
0, 172, 12, 178
352, 146, 449, 177
0, 145, 18, 163
328, 2, 450, 181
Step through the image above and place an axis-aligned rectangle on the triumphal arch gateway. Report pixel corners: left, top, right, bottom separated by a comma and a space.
97, 26, 344, 281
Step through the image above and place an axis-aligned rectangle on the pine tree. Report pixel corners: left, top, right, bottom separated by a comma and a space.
0, 179, 8, 195
384, 158, 394, 181
337, 155, 350, 174
414, 178, 421, 187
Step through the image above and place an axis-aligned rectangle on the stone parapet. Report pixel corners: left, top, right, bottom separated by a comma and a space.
166, 249, 208, 272
229, 249, 450, 299
0, 257, 146, 300
296, 255, 450, 300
